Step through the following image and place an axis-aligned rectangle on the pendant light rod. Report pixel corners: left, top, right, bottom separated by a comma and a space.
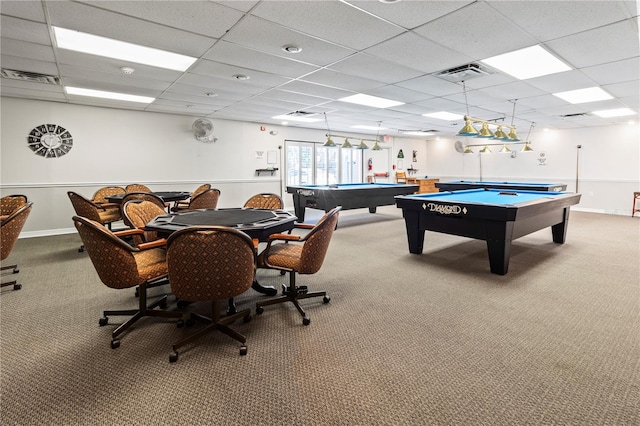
464, 115, 517, 131
325, 133, 380, 143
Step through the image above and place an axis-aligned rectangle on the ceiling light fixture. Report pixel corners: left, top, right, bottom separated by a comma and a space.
271, 114, 321, 122
65, 86, 154, 103
232, 74, 250, 80
53, 26, 196, 72
592, 108, 636, 118
323, 112, 336, 147
422, 111, 464, 121
462, 122, 536, 154
281, 44, 302, 53
339, 93, 404, 108
481, 45, 571, 80
553, 87, 613, 104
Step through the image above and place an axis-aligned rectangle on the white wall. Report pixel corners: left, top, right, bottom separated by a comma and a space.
2, 97, 638, 236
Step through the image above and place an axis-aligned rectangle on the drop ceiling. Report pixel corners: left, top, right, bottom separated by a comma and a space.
1, 0, 638, 137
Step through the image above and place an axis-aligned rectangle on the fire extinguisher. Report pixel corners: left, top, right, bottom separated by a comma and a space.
368, 158, 373, 171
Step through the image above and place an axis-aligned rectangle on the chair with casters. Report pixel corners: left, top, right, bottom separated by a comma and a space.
243, 193, 284, 210
166, 226, 256, 362
172, 188, 220, 211
125, 184, 152, 193
1, 203, 33, 291
172, 183, 211, 211
255, 206, 340, 325
91, 186, 125, 205
72, 215, 182, 349
1, 194, 28, 216
68, 191, 123, 252
121, 192, 168, 221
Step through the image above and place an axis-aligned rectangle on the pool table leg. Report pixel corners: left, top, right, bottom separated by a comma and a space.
292, 194, 306, 222
551, 208, 570, 243
486, 239, 511, 275
368, 207, 377, 213
402, 210, 425, 254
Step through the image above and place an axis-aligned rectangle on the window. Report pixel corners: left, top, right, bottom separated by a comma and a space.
285, 140, 364, 186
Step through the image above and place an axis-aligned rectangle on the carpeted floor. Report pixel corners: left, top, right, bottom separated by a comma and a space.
1, 206, 638, 425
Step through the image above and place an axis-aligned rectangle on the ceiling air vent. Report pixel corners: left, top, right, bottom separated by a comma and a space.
1, 68, 61, 85
434, 63, 493, 82
560, 112, 590, 118
287, 110, 316, 117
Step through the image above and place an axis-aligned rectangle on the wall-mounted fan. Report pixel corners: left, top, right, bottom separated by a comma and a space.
454, 140, 465, 153
192, 118, 215, 142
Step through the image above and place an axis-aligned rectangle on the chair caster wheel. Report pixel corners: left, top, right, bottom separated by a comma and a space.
99, 317, 108, 326
13, 267, 19, 274
111, 339, 120, 349
169, 351, 178, 363
280, 270, 286, 276
176, 319, 184, 328
323, 296, 330, 304
303, 317, 311, 326
256, 306, 264, 315
177, 299, 191, 309
159, 299, 168, 309
134, 287, 139, 298
185, 318, 195, 328
240, 345, 248, 356
13, 283, 21, 290
243, 314, 252, 323
78, 247, 84, 253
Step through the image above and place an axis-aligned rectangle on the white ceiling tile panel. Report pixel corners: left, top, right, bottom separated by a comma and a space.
328, 53, 425, 84
1, 16, 51, 46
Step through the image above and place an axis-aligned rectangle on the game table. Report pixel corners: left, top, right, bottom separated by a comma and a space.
395, 189, 581, 275
287, 182, 419, 222
145, 208, 297, 296
435, 181, 567, 192
105, 191, 191, 204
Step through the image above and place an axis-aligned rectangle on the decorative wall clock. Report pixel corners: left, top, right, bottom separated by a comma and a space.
27, 124, 73, 158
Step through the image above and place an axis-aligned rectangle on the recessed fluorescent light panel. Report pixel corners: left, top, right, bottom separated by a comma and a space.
481, 45, 571, 80
423, 111, 464, 121
553, 87, 613, 104
53, 26, 197, 72
399, 131, 435, 136
65, 86, 155, 103
338, 94, 404, 108
351, 125, 388, 130
592, 108, 636, 118
272, 114, 322, 122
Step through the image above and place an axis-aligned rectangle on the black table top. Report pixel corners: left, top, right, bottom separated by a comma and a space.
144, 208, 297, 241
105, 191, 191, 203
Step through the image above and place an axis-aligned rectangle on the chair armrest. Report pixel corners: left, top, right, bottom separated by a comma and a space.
138, 238, 167, 250
98, 202, 120, 210
268, 233, 301, 241
294, 223, 314, 230
0, 214, 9, 223
114, 228, 144, 238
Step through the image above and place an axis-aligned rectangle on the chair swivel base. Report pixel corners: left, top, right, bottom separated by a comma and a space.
99, 293, 182, 349
1, 264, 22, 290
255, 284, 330, 326
170, 301, 251, 363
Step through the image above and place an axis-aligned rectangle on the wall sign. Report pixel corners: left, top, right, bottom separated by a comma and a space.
27, 124, 73, 158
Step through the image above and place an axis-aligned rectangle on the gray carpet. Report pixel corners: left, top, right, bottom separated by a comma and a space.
1, 207, 638, 425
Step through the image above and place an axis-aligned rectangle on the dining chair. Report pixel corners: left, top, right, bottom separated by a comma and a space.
1, 202, 33, 290
395, 171, 407, 184
68, 191, 123, 252
166, 226, 255, 362
73, 215, 181, 349
172, 183, 211, 211
125, 184, 152, 193
1, 194, 28, 216
173, 188, 220, 211
255, 206, 340, 325
120, 192, 167, 222
91, 186, 125, 205
243, 193, 284, 210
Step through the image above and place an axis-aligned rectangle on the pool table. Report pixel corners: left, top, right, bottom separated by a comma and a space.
287, 182, 419, 222
395, 189, 581, 275
435, 181, 567, 192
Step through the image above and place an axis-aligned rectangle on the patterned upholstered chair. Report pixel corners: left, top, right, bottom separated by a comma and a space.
172, 188, 220, 211
1, 194, 28, 216
122, 200, 166, 245
120, 192, 167, 225
172, 183, 211, 211
73, 215, 181, 349
68, 191, 123, 252
166, 226, 255, 362
125, 184, 152, 193
243, 193, 284, 210
1, 203, 32, 290
255, 206, 340, 325
91, 186, 125, 205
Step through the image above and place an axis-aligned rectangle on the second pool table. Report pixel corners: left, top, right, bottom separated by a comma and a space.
435, 180, 567, 192
287, 182, 419, 222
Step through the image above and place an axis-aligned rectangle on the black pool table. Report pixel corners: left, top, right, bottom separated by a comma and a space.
395, 189, 581, 275
287, 182, 419, 222
435, 181, 567, 192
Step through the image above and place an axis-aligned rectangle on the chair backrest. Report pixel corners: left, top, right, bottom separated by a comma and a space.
123, 200, 166, 243
68, 191, 103, 222
125, 184, 152, 193
92, 186, 125, 204
1, 194, 28, 216
166, 226, 256, 302
73, 215, 161, 289
298, 206, 341, 274
1, 202, 32, 261
244, 193, 284, 210
188, 188, 220, 210
121, 192, 165, 211
192, 184, 211, 198
396, 172, 407, 183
